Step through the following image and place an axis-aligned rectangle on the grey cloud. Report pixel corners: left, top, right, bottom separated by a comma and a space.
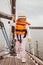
16, 0, 43, 26
17, 0, 43, 16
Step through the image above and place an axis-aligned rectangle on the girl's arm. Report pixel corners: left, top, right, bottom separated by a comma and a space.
26, 25, 32, 42
10, 16, 16, 26
26, 22, 31, 25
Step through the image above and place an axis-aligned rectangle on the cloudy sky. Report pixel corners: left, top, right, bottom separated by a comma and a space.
0, 0, 43, 26
16, 0, 43, 26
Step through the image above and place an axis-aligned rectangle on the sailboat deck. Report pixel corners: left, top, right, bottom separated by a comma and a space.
0, 54, 35, 65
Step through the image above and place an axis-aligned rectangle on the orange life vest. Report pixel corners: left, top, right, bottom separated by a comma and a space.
14, 20, 31, 35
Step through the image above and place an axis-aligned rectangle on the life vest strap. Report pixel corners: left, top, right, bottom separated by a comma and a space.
16, 29, 27, 32
16, 23, 25, 26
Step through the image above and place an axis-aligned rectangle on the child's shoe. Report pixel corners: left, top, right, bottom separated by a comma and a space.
22, 58, 26, 62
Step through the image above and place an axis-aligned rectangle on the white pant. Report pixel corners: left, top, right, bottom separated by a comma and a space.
16, 35, 27, 58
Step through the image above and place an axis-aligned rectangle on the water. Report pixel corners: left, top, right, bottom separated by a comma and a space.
29, 29, 43, 61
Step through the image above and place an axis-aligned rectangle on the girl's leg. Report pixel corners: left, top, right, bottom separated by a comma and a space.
20, 36, 26, 62
16, 40, 21, 59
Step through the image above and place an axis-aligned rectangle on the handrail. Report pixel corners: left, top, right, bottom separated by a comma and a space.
26, 51, 43, 65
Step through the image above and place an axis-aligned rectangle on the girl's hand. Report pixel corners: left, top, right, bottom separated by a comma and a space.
12, 15, 15, 21
28, 38, 31, 42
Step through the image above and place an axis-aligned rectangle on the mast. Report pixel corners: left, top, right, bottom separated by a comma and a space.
11, 0, 16, 21
11, 0, 16, 39
11, 0, 16, 54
